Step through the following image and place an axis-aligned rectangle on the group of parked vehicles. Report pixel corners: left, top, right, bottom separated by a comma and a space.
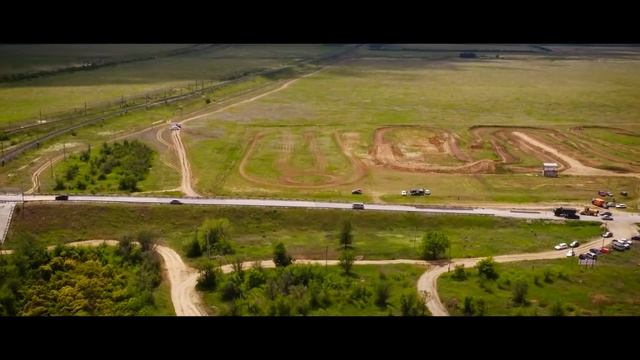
556, 232, 638, 259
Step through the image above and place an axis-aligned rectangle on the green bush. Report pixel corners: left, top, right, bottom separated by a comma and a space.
477, 257, 499, 280
452, 264, 467, 281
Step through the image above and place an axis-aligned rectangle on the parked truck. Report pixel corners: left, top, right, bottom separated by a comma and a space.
580, 207, 599, 216
592, 198, 607, 208
554, 207, 579, 219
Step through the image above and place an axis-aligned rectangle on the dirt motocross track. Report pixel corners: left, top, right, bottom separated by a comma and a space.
368, 125, 640, 177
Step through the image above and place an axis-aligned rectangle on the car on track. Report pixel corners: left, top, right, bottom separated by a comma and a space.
569, 240, 580, 248
600, 211, 612, 217
602, 215, 613, 221
554, 243, 568, 250
170, 199, 182, 205
352, 203, 365, 210
55, 195, 69, 200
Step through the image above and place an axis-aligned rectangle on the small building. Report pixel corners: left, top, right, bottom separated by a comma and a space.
542, 162, 558, 177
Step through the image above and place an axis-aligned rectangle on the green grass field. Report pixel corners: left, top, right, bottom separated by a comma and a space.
6, 204, 601, 265
0, 45, 342, 125
176, 53, 640, 205
439, 245, 640, 315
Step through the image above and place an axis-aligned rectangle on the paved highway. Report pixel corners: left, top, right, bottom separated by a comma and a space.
2, 194, 640, 223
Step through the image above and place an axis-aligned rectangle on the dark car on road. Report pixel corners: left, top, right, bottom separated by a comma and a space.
55, 195, 69, 200
170, 199, 182, 205
600, 211, 612, 217
352, 203, 365, 210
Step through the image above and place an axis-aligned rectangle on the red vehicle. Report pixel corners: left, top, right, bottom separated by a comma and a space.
599, 247, 610, 254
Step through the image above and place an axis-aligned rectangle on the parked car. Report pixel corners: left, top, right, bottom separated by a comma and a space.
170, 199, 182, 205
620, 191, 628, 196
401, 190, 407, 196
600, 211, 612, 217
615, 203, 626, 208
55, 195, 69, 200
585, 252, 598, 260
566, 249, 575, 257
352, 203, 365, 210
554, 243, 568, 250
599, 247, 610, 254
589, 248, 600, 255
612, 239, 630, 250
569, 240, 580, 248
631, 235, 640, 241
619, 239, 632, 248
351, 189, 363, 195
607, 192, 613, 196
602, 215, 613, 221
578, 253, 587, 260
612, 242, 626, 251
598, 190, 608, 196
602, 231, 613, 238
424, 189, 432, 195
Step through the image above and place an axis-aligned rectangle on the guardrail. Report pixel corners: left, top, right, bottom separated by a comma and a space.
0, 203, 16, 245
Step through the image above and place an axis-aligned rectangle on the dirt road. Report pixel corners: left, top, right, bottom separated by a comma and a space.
418, 217, 638, 316
512, 131, 639, 177
171, 129, 200, 197
25, 154, 65, 194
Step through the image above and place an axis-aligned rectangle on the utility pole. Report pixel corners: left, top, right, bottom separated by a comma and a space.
21, 182, 24, 218
50, 158, 54, 179
325, 246, 328, 269
448, 243, 452, 272
84, 101, 87, 115
39, 109, 42, 121
63, 143, 66, 160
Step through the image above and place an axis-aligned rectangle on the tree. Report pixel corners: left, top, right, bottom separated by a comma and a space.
463, 296, 475, 316
475, 298, 487, 316
118, 235, 134, 260
477, 257, 499, 280
119, 175, 138, 192
136, 231, 155, 252
53, 178, 65, 191
339, 220, 353, 250
272, 242, 293, 267
550, 301, 565, 316
185, 234, 202, 258
374, 281, 390, 308
196, 262, 221, 291
338, 250, 355, 275
420, 231, 450, 260
199, 218, 234, 256
452, 264, 467, 281
512, 279, 528, 305
400, 291, 426, 316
